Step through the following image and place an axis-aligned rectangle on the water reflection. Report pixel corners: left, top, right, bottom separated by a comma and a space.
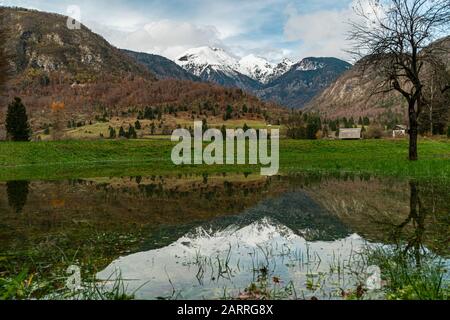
0, 173, 448, 299
6, 181, 29, 213
98, 219, 365, 300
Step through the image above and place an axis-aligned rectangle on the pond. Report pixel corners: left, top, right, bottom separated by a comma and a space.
0, 173, 449, 299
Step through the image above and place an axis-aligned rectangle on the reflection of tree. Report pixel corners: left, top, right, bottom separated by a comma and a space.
6, 181, 30, 213
393, 181, 427, 267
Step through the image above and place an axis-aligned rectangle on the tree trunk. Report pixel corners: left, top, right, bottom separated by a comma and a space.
408, 101, 419, 161
409, 181, 423, 268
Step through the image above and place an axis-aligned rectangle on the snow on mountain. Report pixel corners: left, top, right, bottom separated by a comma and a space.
176, 47, 261, 90
272, 58, 294, 79
176, 47, 294, 86
176, 46, 239, 76
296, 58, 326, 71
238, 54, 275, 84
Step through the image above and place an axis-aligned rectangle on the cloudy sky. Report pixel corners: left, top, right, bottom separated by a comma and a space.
1, 0, 359, 62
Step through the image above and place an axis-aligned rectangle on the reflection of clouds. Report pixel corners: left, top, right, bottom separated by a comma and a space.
97, 219, 366, 300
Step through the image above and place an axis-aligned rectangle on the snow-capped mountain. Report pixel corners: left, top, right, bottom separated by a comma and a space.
176, 47, 261, 91
175, 47, 351, 108
238, 54, 277, 84
176, 48, 294, 86
176, 46, 239, 76
272, 58, 295, 79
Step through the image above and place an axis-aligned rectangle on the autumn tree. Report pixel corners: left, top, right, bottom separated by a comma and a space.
50, 101, 66, 140
349, 0, 450, 160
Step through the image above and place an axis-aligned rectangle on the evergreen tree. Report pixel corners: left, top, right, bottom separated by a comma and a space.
109, 126, 117, 139
128, 125, 137, 139
224, 105, 233, 121
150, 123, 156, 135
119, 126, 126, 138
243, 123, 250, 132
6, 97, 31, 141
135, 120, 141, 130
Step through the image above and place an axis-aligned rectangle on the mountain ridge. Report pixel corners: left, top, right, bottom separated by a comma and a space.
122, 49, 201, 82
175, 46, 352, 108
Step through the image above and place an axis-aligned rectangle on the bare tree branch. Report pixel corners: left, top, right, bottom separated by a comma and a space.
348, 0, 450, 160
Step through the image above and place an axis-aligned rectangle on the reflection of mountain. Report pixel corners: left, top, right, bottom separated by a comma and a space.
98, 218, 364, 300
139, 190, 352, 251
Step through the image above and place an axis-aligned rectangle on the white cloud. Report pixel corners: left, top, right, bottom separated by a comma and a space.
86, 19, 223, 60
283, 2, 356, 61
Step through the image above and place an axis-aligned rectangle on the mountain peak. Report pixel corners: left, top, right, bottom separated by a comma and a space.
296, 58, 326, 71
238, 55, 275, 84
176, 46, 238, 74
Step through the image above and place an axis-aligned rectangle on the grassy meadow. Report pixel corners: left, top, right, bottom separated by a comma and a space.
0, 138, 448, 181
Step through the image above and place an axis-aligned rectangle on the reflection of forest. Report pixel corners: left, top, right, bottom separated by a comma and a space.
0, 174, 285, 248
306, 178, 450, 257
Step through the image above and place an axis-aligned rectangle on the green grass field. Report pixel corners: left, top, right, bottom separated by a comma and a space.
0, 138, 448, 181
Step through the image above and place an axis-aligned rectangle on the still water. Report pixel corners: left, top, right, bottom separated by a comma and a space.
0, 173, 448, 299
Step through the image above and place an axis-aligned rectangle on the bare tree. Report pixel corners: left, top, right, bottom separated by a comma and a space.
349, 0, 450, 160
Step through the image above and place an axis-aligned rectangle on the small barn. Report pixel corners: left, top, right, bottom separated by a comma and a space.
339, 128, 362, 140
393, 125, 407, 138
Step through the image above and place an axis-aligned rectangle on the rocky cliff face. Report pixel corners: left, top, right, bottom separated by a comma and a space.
3, 7, 155, 83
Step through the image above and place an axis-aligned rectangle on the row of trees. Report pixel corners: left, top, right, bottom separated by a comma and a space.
108, 125, 138, 139
285, 113, 324, 140
3, 96, 450, 142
